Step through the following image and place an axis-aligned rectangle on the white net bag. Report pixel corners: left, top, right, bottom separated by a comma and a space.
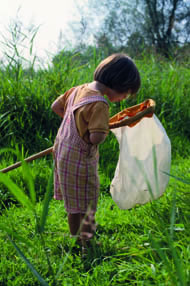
110, 114, 171, 209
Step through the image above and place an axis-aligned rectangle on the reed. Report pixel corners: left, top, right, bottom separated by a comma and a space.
0, 156, 189, 285
0, 21, 189, 285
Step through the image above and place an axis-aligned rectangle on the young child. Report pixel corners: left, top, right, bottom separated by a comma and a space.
51, 53, 141, 247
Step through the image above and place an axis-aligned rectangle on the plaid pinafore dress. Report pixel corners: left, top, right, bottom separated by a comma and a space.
53, 87, 108, 214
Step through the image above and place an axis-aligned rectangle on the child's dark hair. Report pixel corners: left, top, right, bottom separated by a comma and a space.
94, 53, 141, 94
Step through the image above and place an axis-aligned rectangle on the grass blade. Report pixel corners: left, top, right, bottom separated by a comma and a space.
152, 146, 159, 196
167, 235, 187, 286
39, 166, 53, 233
170, 189, 176, 239
162, 171, 190, 185
149, 233, 177, 285
135, 158, 155, 200
21, 160, 36, 205
8, 235, 49, 286
0, 223, 33, 247
0, 173, 34, 211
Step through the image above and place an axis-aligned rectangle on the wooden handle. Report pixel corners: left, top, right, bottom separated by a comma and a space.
0, 111, 153, 174
0, 147, 53, 173
109, 105, 155, 129
0, 99, 156, 174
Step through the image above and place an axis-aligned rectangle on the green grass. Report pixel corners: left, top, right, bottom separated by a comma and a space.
0, 25, 190, 285
0, 158, 189, 285
0, 48, 190, 158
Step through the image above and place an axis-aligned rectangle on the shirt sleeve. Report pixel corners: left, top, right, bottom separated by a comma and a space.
87, 102, 109, 134
54, 87, 75, 114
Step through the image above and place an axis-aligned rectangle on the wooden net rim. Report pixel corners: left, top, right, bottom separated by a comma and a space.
109, 99, 156, 129
1, 99, 156, 173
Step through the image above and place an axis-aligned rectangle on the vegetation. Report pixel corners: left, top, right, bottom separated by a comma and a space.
71, 0, 190, 58
0, 15, 190, 286
0, 49, 190, 157
0, 157, 189, 285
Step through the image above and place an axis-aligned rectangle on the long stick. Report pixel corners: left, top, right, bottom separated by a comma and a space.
0, 147, 53, 173
1, 100, 155, 174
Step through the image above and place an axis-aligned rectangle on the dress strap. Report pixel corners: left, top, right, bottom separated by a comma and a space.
73, 95, 108, 112
66, 86, 108, 112
67, 87, 79, 110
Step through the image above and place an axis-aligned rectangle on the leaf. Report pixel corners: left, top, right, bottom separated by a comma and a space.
0, 223, 33, 248
167, 235, 187, 286
39, 167, 53, 233
149, 233, 177, 285
0, 147, 18, 156
170, 189, 176, 240
0, 173, 34, 211
162, 171, 190, 185
21, 160, 36, 205
8, 235, 49, 286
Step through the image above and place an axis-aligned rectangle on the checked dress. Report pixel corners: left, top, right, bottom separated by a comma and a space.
53, 88, 108, 214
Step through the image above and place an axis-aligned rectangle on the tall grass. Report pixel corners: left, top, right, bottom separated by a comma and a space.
0, 148, 56, 285
0, 23, 190, 285
0, 37, 190, 209
0, 156, 189, 285
0, 29, 190, 159
137, 55, 190, 146
1, 54, 190, 180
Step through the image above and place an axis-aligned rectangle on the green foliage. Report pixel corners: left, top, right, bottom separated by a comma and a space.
0, 158, 189, 285
1, 48, 190, 158
1, 48, 190, 203
0, 151, 53, 211
0, 17, 190, 286
83, 0, 190, 58
0, 151, 56, 285
136, 55, 190, 143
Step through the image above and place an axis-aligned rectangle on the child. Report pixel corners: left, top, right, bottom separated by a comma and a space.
51, 53, 141, 248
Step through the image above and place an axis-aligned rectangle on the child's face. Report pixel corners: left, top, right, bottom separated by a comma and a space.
106, 88, 132, 102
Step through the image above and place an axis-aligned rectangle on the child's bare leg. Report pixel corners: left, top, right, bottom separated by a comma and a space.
80, 210, 96, 243
68, 213, 81, 236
